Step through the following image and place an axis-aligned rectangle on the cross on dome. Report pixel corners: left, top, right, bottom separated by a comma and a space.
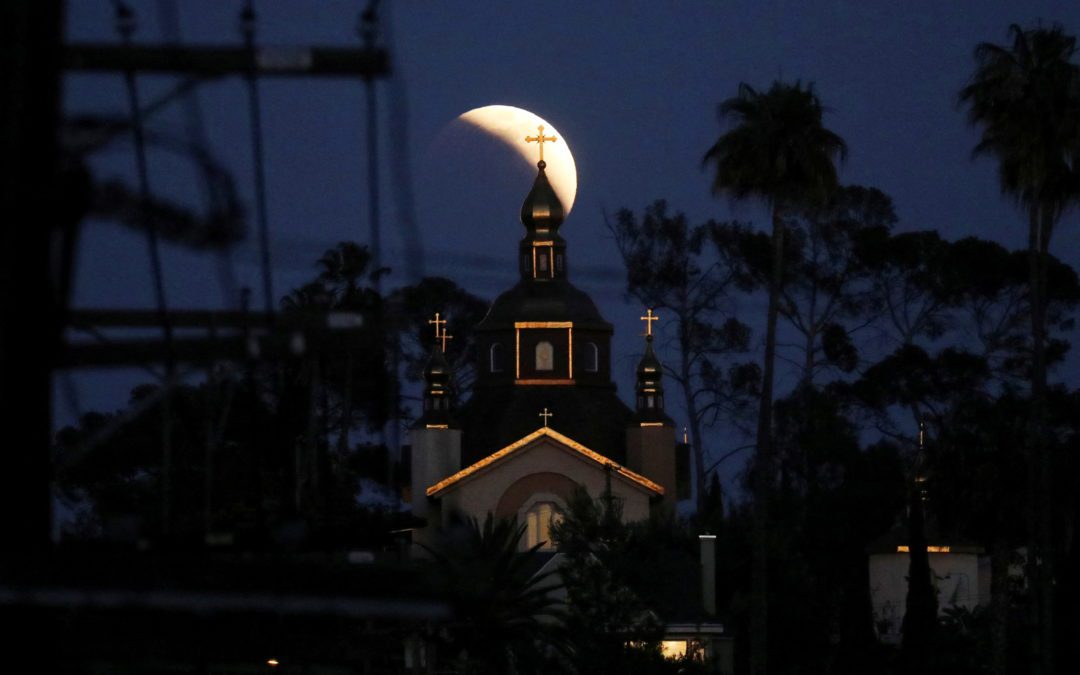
428, 312, 447, 341
525, 125, 557, 164
438, 327, 453, 353
539, 407, 554, 427
640, 308, 659, 337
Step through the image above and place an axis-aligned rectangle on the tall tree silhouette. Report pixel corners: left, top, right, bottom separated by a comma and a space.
961, 24, 1080, 674
704, 80, 846, 675
607, 200, 756, 514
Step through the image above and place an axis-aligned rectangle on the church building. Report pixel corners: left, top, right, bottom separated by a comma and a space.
407, 132, 679, 550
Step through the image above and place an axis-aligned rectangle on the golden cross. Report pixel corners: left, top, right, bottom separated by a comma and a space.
438, 326, 453, 353
539, 407, 553, 427
525, 125, 557, 163
640, 308, 659, 337
427, 312, 447, 341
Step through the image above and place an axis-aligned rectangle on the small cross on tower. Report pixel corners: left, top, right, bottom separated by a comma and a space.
640, 308, 659, 337
428, 312, 447, 341
438, 327, 453, 353
539, 407, 553, 427
525, 124, 557, 163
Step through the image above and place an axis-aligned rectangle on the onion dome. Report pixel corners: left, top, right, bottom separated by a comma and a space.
635, 334, 667, 423
418, 345, 455, 427
520, 160, 565, 233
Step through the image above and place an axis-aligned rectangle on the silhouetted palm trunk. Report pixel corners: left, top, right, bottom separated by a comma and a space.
1027, 204, 1055, 675
751, 206, 784, 675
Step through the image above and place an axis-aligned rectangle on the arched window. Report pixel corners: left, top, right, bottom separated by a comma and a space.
535, 341, 554, 371
525, 502, 562, 551
490, 343, 504, 373
584, 342, 599, 373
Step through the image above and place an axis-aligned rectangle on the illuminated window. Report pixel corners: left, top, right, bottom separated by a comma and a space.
490, 343, 504, 373
584, 342, 598, 372
661, 640, 687, 660
536, 341, 554, 371
660, 639, 704, 661
525, 502, 562, 551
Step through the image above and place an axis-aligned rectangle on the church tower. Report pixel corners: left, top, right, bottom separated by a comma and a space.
459, 129, 634, 466
625, 309, 677, 504
408, 316, 461, 520
413, 123, 682, 540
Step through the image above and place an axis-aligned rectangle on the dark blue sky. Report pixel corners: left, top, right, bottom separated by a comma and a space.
62, 1, 1080, 494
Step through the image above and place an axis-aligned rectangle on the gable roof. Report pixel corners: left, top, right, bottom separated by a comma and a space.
458, 384, 634, 467
426, 426, 664, 498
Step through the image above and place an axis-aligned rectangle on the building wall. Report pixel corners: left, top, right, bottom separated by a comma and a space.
625, 424, 676, 508
409, 428, 462, 519
439, 438, 652, 527
868, 551, 982, 642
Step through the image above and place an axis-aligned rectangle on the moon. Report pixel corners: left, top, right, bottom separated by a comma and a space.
457, 105, 578, 215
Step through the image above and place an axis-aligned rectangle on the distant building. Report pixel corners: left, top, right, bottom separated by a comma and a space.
868, 531, 986, 642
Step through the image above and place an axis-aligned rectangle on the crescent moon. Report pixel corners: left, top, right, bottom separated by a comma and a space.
457, 105, 578, 215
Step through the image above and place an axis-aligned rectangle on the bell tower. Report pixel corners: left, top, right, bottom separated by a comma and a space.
625, 308, 677, 505
408, 314, 461, 521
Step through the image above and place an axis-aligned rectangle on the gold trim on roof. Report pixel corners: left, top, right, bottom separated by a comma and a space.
531, 240, 555, 247
426, 426, 664, 497
425, 424, 449, 429
516, 378, 575, 386
515, 321, 573, 329
639, 422, 664, 427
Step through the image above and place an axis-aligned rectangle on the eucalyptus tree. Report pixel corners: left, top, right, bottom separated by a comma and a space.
607, 200, 756, 514
780, 186, 895, 384
703, 80, 846, 675
961, 26, 1080, 670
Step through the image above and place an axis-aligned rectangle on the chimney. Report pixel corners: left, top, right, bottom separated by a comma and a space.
700, 534, 717, 615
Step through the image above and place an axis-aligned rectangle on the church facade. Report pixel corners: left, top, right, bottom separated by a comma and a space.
407, 145, 679, 550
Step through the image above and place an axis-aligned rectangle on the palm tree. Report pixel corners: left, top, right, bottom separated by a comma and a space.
960, 24, 1080, 675
423, 514, 565, 673
704, 81, 846, 675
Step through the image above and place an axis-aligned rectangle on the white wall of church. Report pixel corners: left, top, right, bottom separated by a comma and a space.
439, 439, 652, 527
410, 428, 462, 519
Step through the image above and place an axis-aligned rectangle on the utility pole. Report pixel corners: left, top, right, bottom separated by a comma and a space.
0, 0, 65, 555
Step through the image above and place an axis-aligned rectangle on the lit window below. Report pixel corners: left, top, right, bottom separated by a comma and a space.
661, 640, 687, 660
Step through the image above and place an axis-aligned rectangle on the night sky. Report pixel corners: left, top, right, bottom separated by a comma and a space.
62, 1, 1080, 496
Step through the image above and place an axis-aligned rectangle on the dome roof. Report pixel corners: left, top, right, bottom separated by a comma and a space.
477, 278, 611, 330
520, 161, 564, 232
424, 345, 452, 382
636, 336, 663, 386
